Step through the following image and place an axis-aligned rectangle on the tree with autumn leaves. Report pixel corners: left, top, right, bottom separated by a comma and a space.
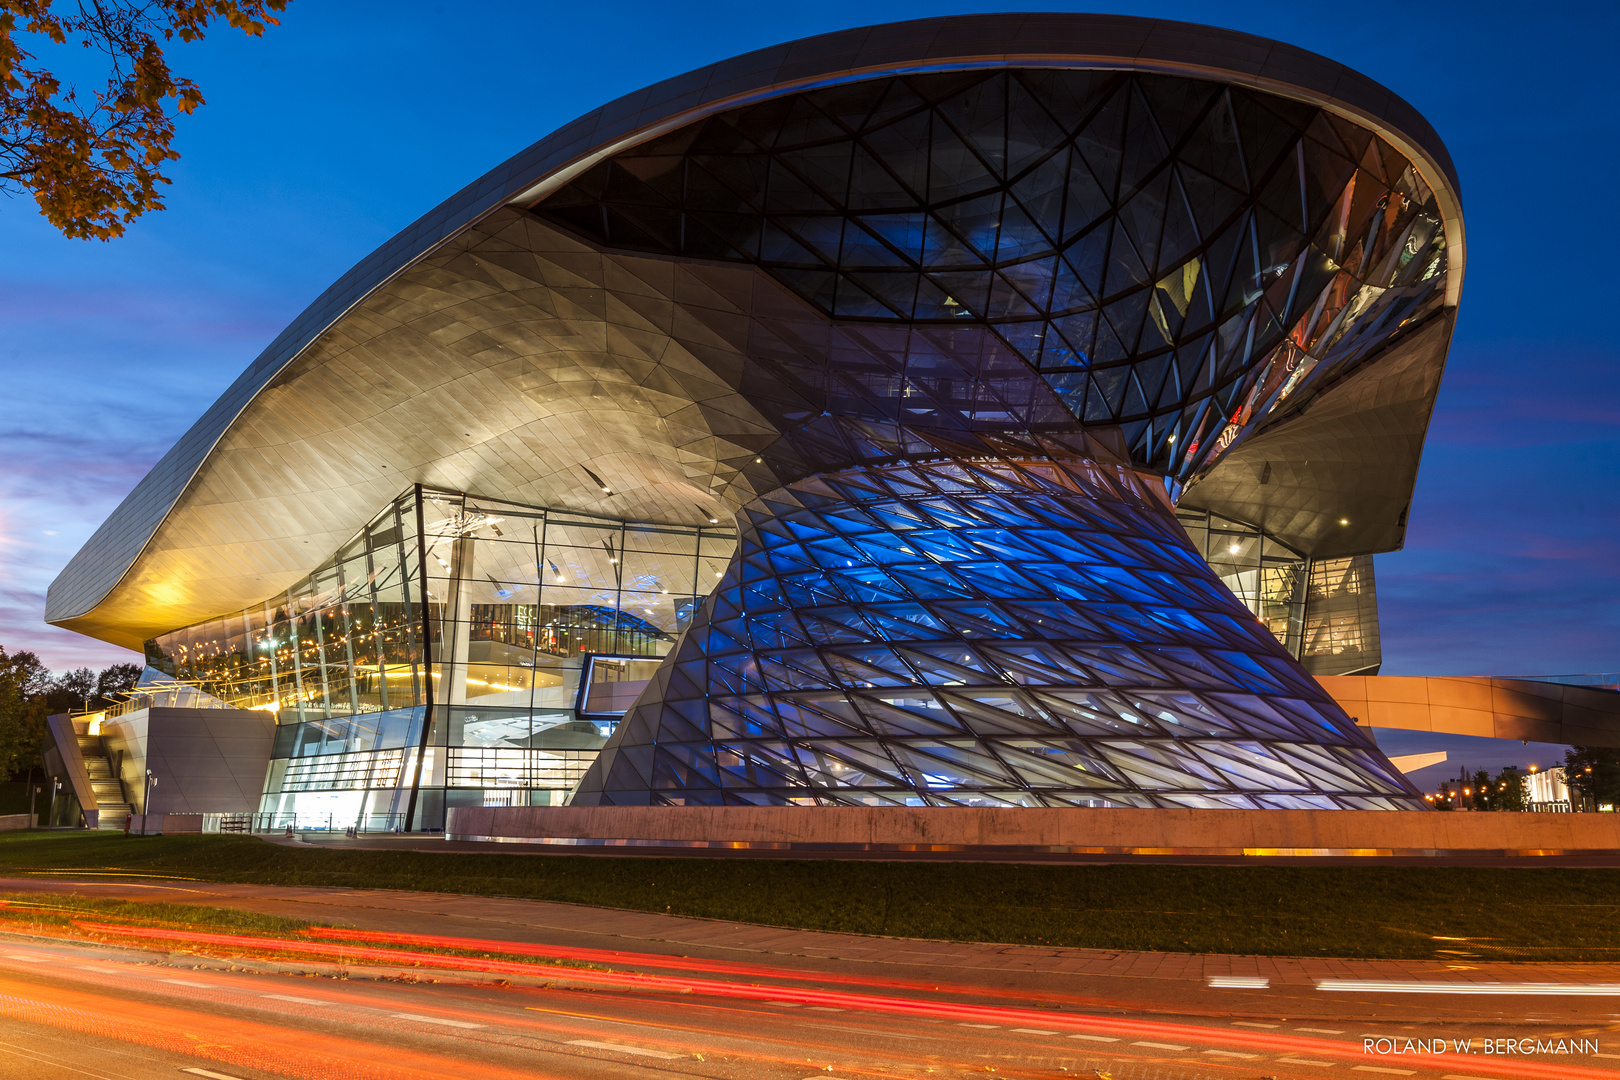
1, 0, 287, 239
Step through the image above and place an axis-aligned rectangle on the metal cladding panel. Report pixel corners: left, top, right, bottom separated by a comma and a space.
49, 12, 1461, 646
1322, 676, 1620, 750
1178, 310, 1457, 558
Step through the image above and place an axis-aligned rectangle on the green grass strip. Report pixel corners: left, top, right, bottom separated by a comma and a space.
1, 831, 1616, 962
0, 890, 318, 937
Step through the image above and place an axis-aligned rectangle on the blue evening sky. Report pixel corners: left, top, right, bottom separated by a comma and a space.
2, 0, 1616, 693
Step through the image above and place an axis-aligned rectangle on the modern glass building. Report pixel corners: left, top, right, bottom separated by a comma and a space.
47, 14, 1463, 823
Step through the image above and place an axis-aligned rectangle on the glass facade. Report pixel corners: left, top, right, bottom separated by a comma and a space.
1299, 555, 1382, 676
573, 459, 1420, 809
1176, 509, 1306, 657
538, 68, 1449, 480
144, 487, 734, 828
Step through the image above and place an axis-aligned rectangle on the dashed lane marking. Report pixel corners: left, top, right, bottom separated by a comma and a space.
1131, 1041, 1191, 1051
1010, 1028, 1058, 1035
1208, 976, 1271, 989
1068, 1035, 1119, 1043
3, 955, 47, 963
1232, 1021, 1279, 1028
805, 1006, 845, 1012
1319, 979, 1620, 995
568, 1040, 680, 1059
1204, 1050, 1260, 1059
958, 1023, 998, 1029
391, 1012, 484, 1029
1297, 1027, 1346, 1034
182, 1070, 250, 1080
264, 994, 330, 1005
160, 979, 215, 988
763, 1001, 802, 1007
1352, 1068, 1415, 1076
1278, 1058, 1337, 1067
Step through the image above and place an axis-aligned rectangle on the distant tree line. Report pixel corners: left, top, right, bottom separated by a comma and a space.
1429, 749, 1620, 811
1433, 766, 1529, 811
1563, 747, 1620, 811
0, 648, 140, 781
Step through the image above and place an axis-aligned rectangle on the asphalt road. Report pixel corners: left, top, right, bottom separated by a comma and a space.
1, 892, 1617, 1080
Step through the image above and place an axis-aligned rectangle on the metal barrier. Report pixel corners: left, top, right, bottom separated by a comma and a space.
244, 812, 407, 834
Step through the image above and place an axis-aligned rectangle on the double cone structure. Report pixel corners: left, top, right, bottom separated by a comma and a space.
49, 14, 1461, 818
580, 458, 1416, 807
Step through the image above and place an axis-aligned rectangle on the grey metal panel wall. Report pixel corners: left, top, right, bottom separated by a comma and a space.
47, 12, 1462, 636
107, 708, 278, 815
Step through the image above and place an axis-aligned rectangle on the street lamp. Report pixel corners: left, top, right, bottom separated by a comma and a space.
141, 771, 156, 835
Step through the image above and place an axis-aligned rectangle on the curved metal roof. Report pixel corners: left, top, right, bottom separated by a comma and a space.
46, 12, 1465, 649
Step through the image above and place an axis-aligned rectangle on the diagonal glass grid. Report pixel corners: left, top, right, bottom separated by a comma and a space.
570, 459, 1425, 809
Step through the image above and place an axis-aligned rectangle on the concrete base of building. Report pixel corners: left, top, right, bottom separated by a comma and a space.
126, 813, 205, 835
444, 805, 1620, 858
0, 814, 32, 832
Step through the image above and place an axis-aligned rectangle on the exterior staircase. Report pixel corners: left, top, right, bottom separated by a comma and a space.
77, 735, 131, 829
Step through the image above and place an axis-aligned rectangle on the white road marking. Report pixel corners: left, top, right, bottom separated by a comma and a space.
1068, 1034, 1119, 1042
1278, 1057, 1336, 1067
161, 978, 215, 987
182, 1070, 251, 1080
4, 955, 48, 963
265, 994, 329, 1005
1440, 1075, 1499, 1079
1352, 1068, 1415, 1076
1232, 1020, 1279, 1028
763, 1001, 802, 1006
958, 1023, 998, 1029
1010, 1028, 1057, 1035
805, 1006, 845, 1012
1132, 1040, 1191, 1051
1209, 976, 1271, 989
1297, 1027, 1346, 1034
75, 966, 121, 973
391, 1012, 484, 1029
1204, 1049, 1260, 1059
1319, 978, 1620, 995
568, 1040, 680, 1059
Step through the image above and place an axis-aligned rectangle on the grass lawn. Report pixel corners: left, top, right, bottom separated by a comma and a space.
0, 830, 1614, 962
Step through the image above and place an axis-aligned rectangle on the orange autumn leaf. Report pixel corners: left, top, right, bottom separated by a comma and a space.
1, 0, 288, 239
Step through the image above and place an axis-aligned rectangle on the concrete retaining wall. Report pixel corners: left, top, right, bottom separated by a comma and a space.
445, 805, 1620, 856
0, 814, 32, 831
127, 813, 204, 835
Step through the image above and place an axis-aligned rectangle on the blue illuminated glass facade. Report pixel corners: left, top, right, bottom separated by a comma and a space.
572, 459, 1421, 808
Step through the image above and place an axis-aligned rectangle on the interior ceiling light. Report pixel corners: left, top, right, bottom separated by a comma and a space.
581, 465, 613, 494
601, 539, 618, 563
1339, 517, 1350, 525
697, 504, 720, 524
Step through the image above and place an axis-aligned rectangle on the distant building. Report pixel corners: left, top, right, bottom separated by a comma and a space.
1527, 766, 1572, 813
